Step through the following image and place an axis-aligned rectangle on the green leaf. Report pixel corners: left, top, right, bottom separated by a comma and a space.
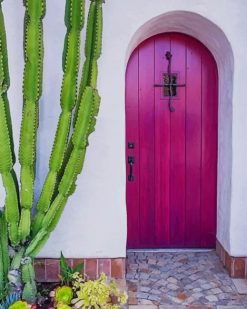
60, 251, 69, 274
73, 263, 83, 274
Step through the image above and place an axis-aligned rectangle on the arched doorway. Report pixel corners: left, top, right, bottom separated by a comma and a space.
126, 33, 218, 249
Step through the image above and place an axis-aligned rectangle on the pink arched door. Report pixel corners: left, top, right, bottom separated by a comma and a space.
126, 33, 218, 249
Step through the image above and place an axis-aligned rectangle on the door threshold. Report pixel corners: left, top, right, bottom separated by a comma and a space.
127, 248, 214, 253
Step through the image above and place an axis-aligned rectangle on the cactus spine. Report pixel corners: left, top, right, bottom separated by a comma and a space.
32, 0, 85, 236
0, 0, 104, 300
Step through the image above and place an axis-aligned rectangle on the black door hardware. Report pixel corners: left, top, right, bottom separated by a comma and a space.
128, 156, 134, 182
154, 51, 186, 112
128, 142, 135, 149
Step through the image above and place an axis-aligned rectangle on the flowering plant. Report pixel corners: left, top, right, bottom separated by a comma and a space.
7, 272, 127, 309
71, 273, 128, 309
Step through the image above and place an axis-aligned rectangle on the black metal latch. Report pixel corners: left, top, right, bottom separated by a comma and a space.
128, 156, 134, 182
154, 51, 186, 112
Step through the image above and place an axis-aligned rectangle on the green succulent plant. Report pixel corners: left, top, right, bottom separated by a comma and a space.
0, 0, 104, 302
56, 304, 72, 309
8, 301, 28, 309
55, 286, 73, 305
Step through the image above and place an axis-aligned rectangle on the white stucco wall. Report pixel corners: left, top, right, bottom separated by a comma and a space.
1, 0, 247, 258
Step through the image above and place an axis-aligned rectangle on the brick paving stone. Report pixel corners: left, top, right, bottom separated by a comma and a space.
191, 293, 204, 299
159, 305, 186, 309
167, 283, 180, 291
148, 295, 161, 302
221, 286, 234, 293
211, 289, 222, 295
168, 277, 179, 284
232, 279, 247, 295
129, 305, 158, 309
217, 307, 245, 309
140, 273, 150, 280
202, 284, 214, 290
138, 299, 155, 305
184, 284, 194, 290
140, 287, 151, 293
205, 295, 218, 302
193, 288, 203, 293
148, 259, 157, 265
137, 292, 150, 299
128, 297, 138, 305
189, 306, 213, 309
127, 251, 247, 307
150, 289, 162, 295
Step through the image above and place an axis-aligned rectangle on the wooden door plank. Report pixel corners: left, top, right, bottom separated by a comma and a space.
126, 48, 140, 248
139, 38, 155, 248
154, 34, 171, 247
201, 49, 218, 248
169, 34, 186, 247
185, 38, 202, 247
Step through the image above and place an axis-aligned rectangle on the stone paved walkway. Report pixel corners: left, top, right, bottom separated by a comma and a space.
126, 251, 247, 308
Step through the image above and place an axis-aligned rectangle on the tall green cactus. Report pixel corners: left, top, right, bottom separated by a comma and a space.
27, 0, 103, 256
32, 0, 103, 238
0, 0, 104, 301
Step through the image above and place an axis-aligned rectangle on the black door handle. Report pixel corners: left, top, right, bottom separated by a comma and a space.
128, 156, 134, 182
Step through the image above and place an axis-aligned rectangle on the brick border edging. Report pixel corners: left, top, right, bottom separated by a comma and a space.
34, 258, 126, 282
36, 242, 247, 282
216, 239, 247, 278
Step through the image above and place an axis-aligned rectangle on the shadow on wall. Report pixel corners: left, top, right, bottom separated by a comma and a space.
125, 11, 234, 252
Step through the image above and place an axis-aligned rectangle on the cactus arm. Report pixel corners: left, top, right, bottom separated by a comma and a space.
0, 0, 19, 246
0, 239, 4, 294
0, 3, 9, 86
0, 210, 9, 294
2, 173, 19, 245
74, 0, 103, 125
31, 0, 85, 236
8, 247, 25, 294
0, 4, 15, 165
59, 0, 103, 182
26, 86, 100, 257
21, 258, 36, 303
0, 29, 19, 246
18, 0, 46, 242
